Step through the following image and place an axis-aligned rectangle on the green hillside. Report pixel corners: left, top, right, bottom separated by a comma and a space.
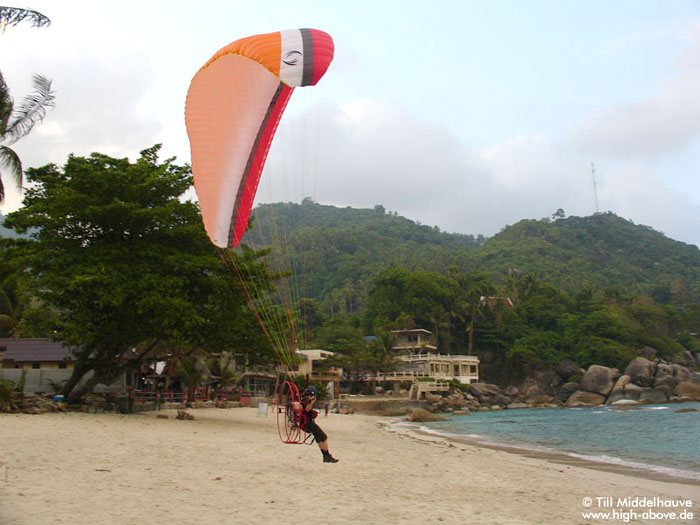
245, 199, 485, 315
467, 213, 700, 302
245, 203, 700, 312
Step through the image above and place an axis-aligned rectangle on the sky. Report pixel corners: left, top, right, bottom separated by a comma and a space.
1, 0, 699, 246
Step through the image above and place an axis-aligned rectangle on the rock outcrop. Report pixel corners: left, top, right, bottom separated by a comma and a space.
674, 381, 700, 400
580, 365, 618, 396
566, 390, 606, 407
624, 357, 656, 387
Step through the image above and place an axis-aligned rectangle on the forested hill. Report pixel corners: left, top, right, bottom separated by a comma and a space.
246, 202, 700, 312
468, 213, 700, 302
245, 199, 486, 315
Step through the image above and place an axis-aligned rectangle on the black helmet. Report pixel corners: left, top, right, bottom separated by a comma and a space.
303, 385, 317, 396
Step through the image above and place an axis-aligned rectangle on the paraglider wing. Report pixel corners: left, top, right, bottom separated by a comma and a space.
185, 28, 334, 248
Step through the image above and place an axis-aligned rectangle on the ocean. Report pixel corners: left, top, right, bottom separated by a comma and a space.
411, 402, 700, 482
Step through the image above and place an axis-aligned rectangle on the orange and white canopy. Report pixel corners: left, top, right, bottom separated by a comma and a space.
185, 29, 334, 248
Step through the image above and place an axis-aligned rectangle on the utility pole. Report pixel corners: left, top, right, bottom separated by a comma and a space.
591, 161, 600, 214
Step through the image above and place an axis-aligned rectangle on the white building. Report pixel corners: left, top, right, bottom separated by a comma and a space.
373, 329, 479, 389
292, 349, 341, 394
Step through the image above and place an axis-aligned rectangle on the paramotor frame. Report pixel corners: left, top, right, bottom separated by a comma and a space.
276, 380, 311, 444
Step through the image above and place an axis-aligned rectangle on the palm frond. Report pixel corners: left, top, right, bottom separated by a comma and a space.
0, 71, 14, 135
0, 144, 23, 200
5, 74, 54, 144
0, 7, 51, 31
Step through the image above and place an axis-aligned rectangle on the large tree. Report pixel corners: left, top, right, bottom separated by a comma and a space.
3, 146, 274, 402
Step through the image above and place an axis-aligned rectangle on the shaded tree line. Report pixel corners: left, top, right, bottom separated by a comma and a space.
0, 146, 277, 402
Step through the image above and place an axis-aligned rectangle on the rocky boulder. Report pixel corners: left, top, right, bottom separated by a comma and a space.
674, 381, 700, 401
653, 375, 679, 395
672, 365, 691, 382
654, 363, 674, 381
565, 390, 606, 407
624, 357, 656, 387
606, 382, 644, 405
670, 353, 691, 366
504, 385, 520, 397
555, 359, 584, 381
519, 370, 562, 399
467, 383, 501, 398
466, 383, 510, 407
681, 349, 695, 367
409, 408, 450, 422
555, 382, 580, 402
639, 387, 669, 404
638, 346, 657, 359
615, 374, 632, 388
580, 365, 618, 396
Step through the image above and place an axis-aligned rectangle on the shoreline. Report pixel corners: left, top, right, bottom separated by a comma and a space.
390, 419, 700, 486
2, 407, 698, 524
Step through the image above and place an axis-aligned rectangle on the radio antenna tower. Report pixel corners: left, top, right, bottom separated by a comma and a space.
591, 161, 600, 214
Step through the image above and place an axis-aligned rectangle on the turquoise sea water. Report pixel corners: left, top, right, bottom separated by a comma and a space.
414, 402, 700, 481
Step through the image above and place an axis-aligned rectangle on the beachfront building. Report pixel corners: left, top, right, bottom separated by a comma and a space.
391, 328, 438, 354
0, 338, 131, 394
397, 352, 480, 384
292, 349, 341, 397
0, 338, 76, 370
0, 338, 77, 394
391, 329, 479, 383
371, 329, 480, 397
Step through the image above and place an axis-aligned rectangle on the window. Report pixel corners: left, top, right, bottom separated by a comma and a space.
32, 363, 40, 369
58, 362, 67, 369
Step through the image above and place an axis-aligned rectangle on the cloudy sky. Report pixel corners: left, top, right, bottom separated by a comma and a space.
2, 0, 699, 246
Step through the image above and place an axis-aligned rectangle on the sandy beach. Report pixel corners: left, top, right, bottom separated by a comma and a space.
1, 407, 698, 525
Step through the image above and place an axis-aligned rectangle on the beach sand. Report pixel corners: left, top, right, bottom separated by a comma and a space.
1, 407, 698, 524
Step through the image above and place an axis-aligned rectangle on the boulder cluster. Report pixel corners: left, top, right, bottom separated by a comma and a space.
424, 382, 555, 414
424, 348, 700, 413
564, 355, 700, 407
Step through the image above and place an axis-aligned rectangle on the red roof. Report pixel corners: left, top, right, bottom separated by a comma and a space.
479, 296, 515, 307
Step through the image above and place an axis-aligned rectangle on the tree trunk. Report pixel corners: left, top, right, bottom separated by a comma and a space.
66, 373, 100, 404
468, 304, 476, 355
61, 358, 92, 401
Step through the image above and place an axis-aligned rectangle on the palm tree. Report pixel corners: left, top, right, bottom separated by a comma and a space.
0, 281, 23, 337
207, 353, 237, 400
428, 305, 452, 353
0, 6, 54, 202
177, 355, 204, 404
0, 7, 51, 30
458, 276, 491, 355
0, 72, 55, 201
373, 330, 396, 372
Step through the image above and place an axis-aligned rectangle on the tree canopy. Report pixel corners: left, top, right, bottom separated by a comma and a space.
2, 146, 274, 401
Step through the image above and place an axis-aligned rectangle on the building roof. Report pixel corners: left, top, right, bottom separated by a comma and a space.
391, 329, 433, 335
0, 338, 77, 362
295, 349, 335, 360
480, 296, 515, 307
